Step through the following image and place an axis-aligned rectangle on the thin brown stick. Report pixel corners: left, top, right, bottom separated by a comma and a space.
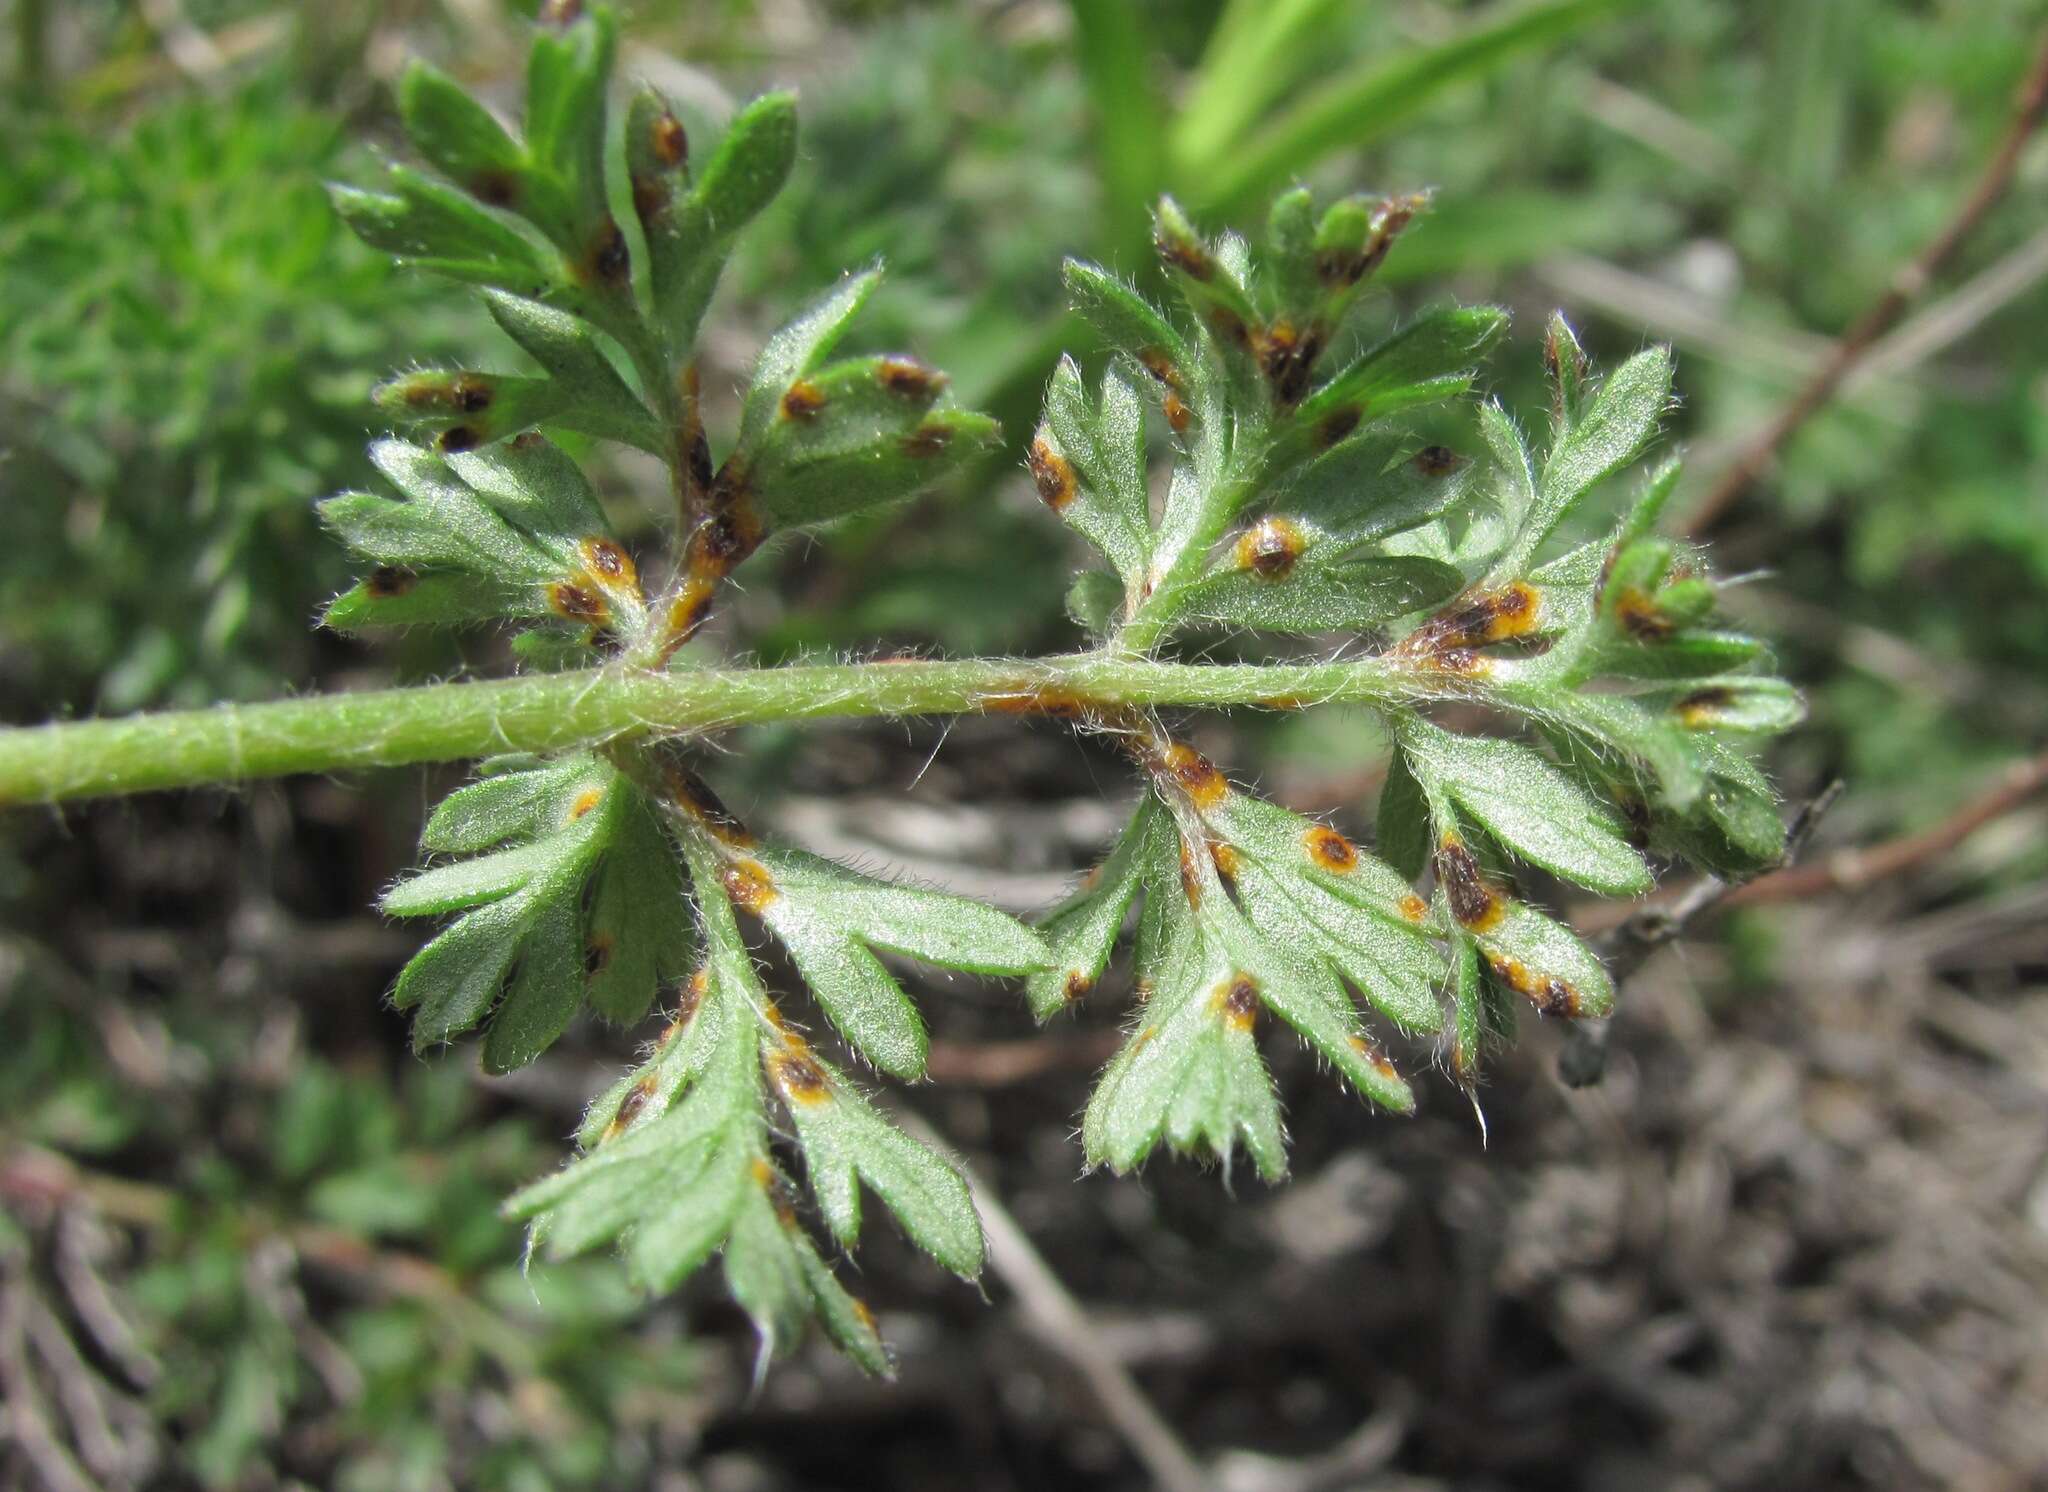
1681, 28, 2048, 537
1724, 748, 2048, 906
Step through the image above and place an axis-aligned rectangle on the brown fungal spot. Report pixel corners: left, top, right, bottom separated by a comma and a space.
1178, 839, 1204, 909
1398, 894, 1429, 924
772, 1050, 831, 1105
1156, 233, 1211, 280
547, 581, 608, 624
1207, 307, 1251, 350
651, 111, 687, 168
1256, 319, 1324, 405
578, 536, 638, 590
1435, 835, 1503, 931
1259, 694, 1309, 711
367, 565, 417, 599
877, 356, 943, 399
566, 786, 605, 821
1617, 793, 1651, 849
1026, 436, 1076, 510
1064, 970, 1094, 1003
1217, 974, 1261, 1031
603, 1076, 658, 1142
453, 375, 492, 413
901, 422, 952, 458
1163, 392, 1193, 434
470, 169, 520, 208
631, 174, 669, 226
583, 217, 630, 288
1411, 445, 1461, 478
1234, 516, 1305, 580
539, 0, 583, 24
1430, 647, 1490, 676
1613, 585, 1673, 640
685, 428, 714, 495
512, 430, 545, 450
720, 858, 778, 911
437, 425, 479, 454
1304, 825, 1358, 873
1677, 686, 1735, 728
584, 936, 612, 976
657, 760, 753, 845
1159, 742, 1226, 809
662, 971, 708, 1043
1318, 406, 1363, 448
779, 378, 825, 421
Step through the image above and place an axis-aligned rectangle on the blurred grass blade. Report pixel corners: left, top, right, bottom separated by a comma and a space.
1067, 0, 1170, 256
1184, 0, 1633, 214
1173, 0, 1356, 173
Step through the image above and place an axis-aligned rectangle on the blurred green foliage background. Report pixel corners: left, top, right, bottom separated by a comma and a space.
3, 0, 2045, 1487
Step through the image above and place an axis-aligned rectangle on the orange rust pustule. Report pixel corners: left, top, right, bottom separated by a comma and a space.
581, 216, 631, 288
985, 686, 1091, 720
1435, 835, 1504, 931
1217, 974, 1261, 1031
878, 357, 943, 399
1613, 586, 1673, 640
1407, 582, 1541, 654
1129, 1024, 1158, 1055
1316, 194, 1422, 286
1026, 436, 1076, 511
1317, 406, 1363, 448
1235, 516, 1306, 580
771, 1050, 831, 1104
1398, 893, 1429, 924
684, 427, 714, 495
1207, 307, 1252, 351
688, 502, 763, 569
651, 111, 687, 168
850, 1298, 878, 1334
578, 536, 638, 591
1258, 694, 1309, 711
1304, 825, 1359, 873
1157, 742, 1226, 809
1137, 348, 1184, 393
1063, 970, 1094, 1003
566, 786, 605, 821
780, 378, 826, 421
1411, 445, 1462, 478
1163, 392, 1193, 434
1677, 686, 1736, 728
1485, 954, 1583, 1019
584, 935, 613, 976
664, 589, 712, 647
548, 581, 608, 624
901, 422, 953, 458
721, 858, 778, 912
367, 565, 417, 599
1210, 841, 1243, 881
750, 1157, 778, 1190
1347, 1033, 1401, 1083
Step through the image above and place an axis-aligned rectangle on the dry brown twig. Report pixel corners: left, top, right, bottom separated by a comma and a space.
1681, 27, 2048, 537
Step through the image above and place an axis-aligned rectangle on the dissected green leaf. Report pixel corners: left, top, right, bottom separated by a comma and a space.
1400, 722, 1652, 896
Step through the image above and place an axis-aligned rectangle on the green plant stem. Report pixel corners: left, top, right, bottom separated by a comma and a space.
0, 652, 1458, 807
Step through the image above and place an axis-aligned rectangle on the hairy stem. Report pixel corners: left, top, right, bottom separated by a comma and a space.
0, 653, 1457, 807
